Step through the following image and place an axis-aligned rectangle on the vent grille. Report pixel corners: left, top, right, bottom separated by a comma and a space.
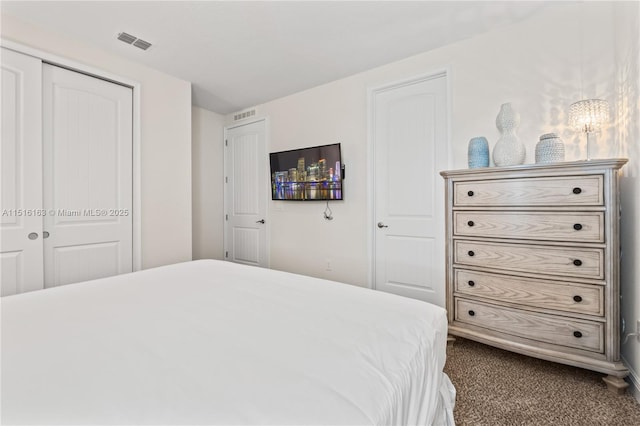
117, 32, 152, 51
117, 32, 136, 44
133, 39, 152, 50
234, 109, 256, 121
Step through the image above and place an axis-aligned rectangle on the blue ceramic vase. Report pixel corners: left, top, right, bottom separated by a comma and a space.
468, 137, 489, 168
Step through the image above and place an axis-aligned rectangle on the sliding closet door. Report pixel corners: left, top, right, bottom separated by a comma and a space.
0, 49, 44, 296
42, 64, 133, 287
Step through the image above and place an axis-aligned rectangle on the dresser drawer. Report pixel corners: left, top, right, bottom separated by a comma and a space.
454, 269, 604, 316
455, 298, 604, 352
454, 211, 604, 242
454, 175, 603, 207
454, 240, 604, 279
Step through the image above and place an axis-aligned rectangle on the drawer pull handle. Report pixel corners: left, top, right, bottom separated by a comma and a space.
467, 190, 474, 197
573, 223, 583, 231
573, 187, 582, 194
467, 220, 475, 227
468, 250, 475, 257
468, 280, 475, 287
573, 259, 583, 267
573, 331, 583, 338
468, 310, 475, 316
573, 295, 583, 302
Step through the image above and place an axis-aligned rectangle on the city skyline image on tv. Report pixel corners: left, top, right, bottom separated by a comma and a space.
270, 143, 343, 201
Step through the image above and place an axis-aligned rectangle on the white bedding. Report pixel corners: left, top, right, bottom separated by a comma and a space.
1, 260, 455, 425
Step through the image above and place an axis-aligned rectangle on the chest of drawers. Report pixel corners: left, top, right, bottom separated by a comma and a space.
440, 159, 628, 393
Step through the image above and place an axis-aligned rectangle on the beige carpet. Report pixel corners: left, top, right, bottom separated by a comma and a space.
444, 338, 640, 425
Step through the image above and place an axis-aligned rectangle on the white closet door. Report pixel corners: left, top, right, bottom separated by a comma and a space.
0, 48, 44, 296
42, 64, 133, 287
224, 120, 268, 267
373, 74, 448, 307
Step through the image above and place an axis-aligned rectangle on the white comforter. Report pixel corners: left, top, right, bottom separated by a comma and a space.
1, 260, 455, 425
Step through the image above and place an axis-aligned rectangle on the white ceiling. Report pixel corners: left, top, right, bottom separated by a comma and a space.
1, 1, 564, 114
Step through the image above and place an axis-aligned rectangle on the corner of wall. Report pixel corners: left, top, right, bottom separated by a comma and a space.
192, 106, 225, 260
613, 0, 640, 400
622, 354, 640, 403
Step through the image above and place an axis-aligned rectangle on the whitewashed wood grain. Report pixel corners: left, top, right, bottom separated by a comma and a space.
454, 269, 603, 315
454, 211, 604, 242
453, 175, 603, 207
455, 298, 603, 352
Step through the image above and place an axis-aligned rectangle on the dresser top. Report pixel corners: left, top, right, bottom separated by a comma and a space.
440, 158, 628, 178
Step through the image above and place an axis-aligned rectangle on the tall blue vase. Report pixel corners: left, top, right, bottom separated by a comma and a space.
468, 137, 489, 168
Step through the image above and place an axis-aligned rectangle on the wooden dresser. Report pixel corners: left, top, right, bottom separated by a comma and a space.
440, 159, 629, 393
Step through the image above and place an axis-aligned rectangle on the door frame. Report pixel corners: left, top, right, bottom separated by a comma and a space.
223, 117, 271, 267
1, 39, 142, 272
366, 67, 453, 290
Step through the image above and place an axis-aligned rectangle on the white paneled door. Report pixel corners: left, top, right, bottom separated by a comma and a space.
0, 49, 44, 296
224, 120, 268, 267
42, 64, 133, 287
372, 73, 448, 307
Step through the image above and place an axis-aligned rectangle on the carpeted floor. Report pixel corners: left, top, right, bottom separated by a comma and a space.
444, 338, 640, 426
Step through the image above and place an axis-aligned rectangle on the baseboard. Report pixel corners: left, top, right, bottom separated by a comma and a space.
622, 355, 640, 403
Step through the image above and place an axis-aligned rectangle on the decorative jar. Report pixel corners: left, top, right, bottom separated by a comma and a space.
535, 133, 565, 164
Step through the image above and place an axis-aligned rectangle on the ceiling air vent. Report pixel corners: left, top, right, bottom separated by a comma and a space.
117, 32, 136, 44
132, 39, 152, 51
117, 32, 152, 51
234, 109, 256, 121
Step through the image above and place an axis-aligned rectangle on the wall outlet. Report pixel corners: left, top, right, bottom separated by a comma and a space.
325, 259, 332, 271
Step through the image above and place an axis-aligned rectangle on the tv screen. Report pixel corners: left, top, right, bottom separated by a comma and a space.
270, 143, 343, 201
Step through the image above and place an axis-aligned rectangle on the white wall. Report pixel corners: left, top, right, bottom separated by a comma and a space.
192, 106, 225, 260
614, 1, 640, 401
1, 14, 193, 269
180, 1, 640, 395
220, 2, 620, 286
219, 2, 640, 391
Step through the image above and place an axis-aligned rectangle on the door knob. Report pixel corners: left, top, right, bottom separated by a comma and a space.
28, 232, 39, 240
377, 222, 388, 228
256, 219, 265, 224
43, 231, 50, 239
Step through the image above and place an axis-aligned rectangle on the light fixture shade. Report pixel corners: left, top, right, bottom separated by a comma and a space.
568, 99, 610, 133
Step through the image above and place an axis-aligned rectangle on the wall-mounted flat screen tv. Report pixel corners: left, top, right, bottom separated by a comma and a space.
270, 143, 343, 201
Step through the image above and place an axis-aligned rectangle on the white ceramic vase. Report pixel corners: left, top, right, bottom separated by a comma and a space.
492, 103, 525, 167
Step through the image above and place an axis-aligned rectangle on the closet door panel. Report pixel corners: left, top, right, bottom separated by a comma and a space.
0, 48, 44, 296
52, 242, 119, 286
43, 64, 133, 288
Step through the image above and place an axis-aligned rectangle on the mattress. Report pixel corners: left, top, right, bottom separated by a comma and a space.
1, 260, 455, 425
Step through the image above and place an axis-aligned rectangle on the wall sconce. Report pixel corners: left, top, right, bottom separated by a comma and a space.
568, 99, 610, 161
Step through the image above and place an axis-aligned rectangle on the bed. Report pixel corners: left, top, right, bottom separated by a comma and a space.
1, 259, 455, 425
